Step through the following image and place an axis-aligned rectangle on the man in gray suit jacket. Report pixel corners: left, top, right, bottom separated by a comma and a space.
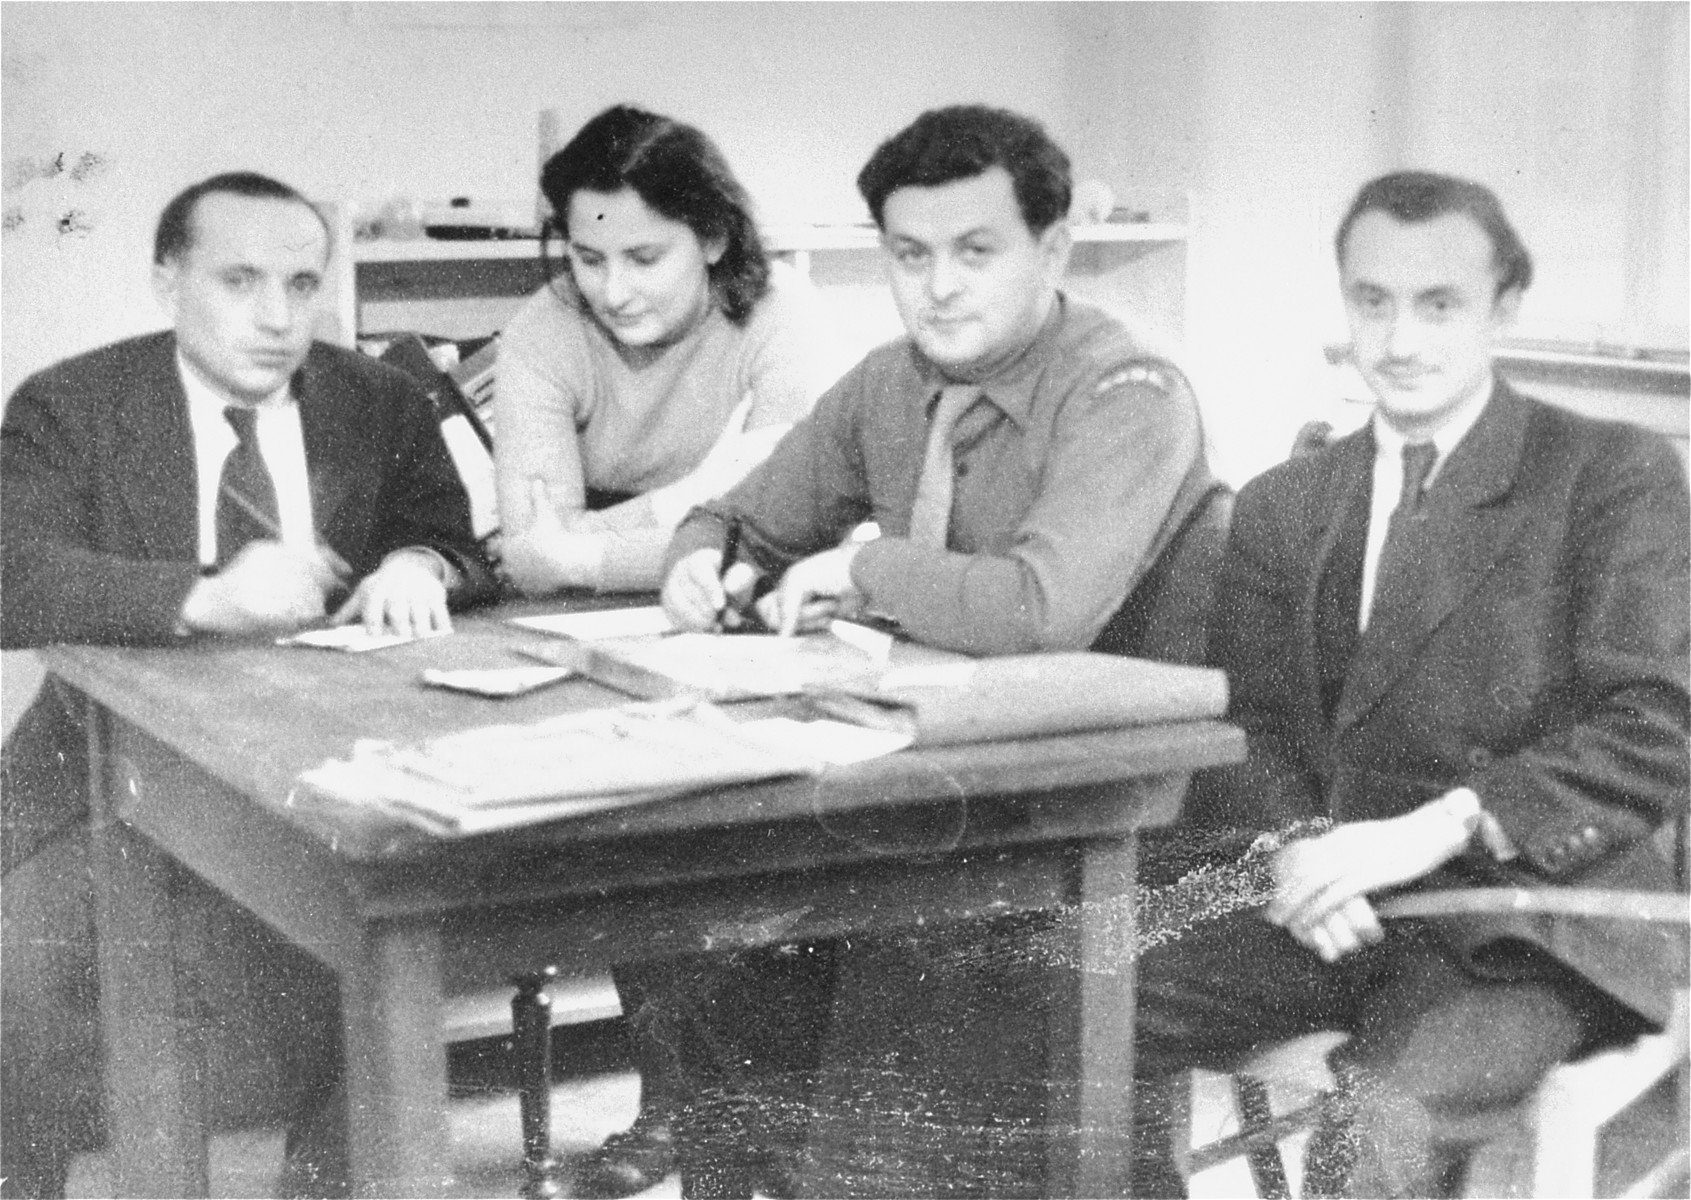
1130, 172, 1688, 1198
1, 172, 493, 1197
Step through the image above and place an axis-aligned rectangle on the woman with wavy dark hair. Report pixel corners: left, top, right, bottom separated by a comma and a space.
495, 104, 838, 597
491, 105, 836, 1198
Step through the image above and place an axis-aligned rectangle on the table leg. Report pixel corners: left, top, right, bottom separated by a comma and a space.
1046, 834, 1138, 1199
511, 968, 563, 1199
338, 920, 452, 1198
92, 818, 211, 1198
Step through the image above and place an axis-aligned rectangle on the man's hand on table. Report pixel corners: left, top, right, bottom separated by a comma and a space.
757, 544, 865, 636
333, 547, 457, 638
179, 540, 338, 636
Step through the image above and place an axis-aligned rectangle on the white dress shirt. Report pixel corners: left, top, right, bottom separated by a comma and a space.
180, 355, 316, 568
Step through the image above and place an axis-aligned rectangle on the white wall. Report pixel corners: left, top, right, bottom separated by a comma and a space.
1067, 2, 1398, 484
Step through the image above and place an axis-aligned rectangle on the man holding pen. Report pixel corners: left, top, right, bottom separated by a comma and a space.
663, 107, 1215, 657
657, 106, 1219, 1193
1, 171, 493, 1197
3, 171, 490, 649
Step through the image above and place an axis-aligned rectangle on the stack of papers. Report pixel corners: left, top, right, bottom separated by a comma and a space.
297, 700, 823, 836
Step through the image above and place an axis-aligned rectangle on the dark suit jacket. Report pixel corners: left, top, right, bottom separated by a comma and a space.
1, 331, 495, 869
1186, 379, 1690, 1021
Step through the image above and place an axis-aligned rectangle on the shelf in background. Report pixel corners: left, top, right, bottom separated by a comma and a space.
1325, 341, 1689, 399
1493, 343, 1688, 398
352, 238, 543, 263
349, 220, 1189, 265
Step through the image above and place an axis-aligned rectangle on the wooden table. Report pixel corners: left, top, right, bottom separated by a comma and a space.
43, 605, 1243, 1198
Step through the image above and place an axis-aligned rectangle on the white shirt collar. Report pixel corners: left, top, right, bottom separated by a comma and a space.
1370, 373, 1494, 484
178, 353, 314, 565
177, 352, 293, 418
1356, 374, 1494, 631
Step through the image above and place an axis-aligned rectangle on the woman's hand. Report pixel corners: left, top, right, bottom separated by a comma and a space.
499, 479, 605, 594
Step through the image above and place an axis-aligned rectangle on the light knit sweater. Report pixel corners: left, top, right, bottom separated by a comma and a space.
494, 261, 839, 591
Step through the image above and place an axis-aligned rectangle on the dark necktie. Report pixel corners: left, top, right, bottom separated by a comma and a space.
907, 384, 979, 549
216, 406, 280, 568
1367, 441, 1439, 626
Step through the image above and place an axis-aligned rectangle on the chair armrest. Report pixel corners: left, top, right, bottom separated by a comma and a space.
1377, 887, 1689, 924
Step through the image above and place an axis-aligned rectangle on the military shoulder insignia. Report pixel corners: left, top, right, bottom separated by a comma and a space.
1094, 360, 1173, 396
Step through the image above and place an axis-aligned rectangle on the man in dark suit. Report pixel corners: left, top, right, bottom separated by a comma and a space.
1130, 171, 1689, 1198
1, 172, 494, 1197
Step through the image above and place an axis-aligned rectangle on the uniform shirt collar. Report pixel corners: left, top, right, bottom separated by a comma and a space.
921, 292, 1068, 427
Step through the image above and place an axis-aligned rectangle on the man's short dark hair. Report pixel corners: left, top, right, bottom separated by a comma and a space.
857, 105, 1072, 235
153, 172, 332, 266
1335, 171, 1533, 298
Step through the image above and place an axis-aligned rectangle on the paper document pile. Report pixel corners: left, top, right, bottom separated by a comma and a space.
297, 700, 822, 836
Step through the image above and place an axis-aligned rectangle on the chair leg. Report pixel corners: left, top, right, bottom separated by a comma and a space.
512, 968, 563, 1200
1232, 1074, 1292, 1200
1300, 1087, 1354, 1200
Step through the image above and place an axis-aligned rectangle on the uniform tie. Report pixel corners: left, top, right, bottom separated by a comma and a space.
216, 405, 280, 568
1368, 441, 1439, 622
907, 384, 979, 549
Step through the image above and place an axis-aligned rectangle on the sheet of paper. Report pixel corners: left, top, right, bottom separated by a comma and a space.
420, 666, 573, 697
829, 619, 894, 665
737, 717, 912, 764
510, 606, 675, 641
277, 625, 447, 652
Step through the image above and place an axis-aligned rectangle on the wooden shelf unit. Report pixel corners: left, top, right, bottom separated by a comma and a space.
330, 213, 1193, 365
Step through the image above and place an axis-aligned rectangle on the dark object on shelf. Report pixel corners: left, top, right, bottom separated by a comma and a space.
425, 224, 541, 241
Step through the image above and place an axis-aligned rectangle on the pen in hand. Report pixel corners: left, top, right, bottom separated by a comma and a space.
715, 516, 742, 632
218, 482, 353, 581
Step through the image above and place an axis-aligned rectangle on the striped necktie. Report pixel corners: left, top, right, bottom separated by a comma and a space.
216, 406, 280, 567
